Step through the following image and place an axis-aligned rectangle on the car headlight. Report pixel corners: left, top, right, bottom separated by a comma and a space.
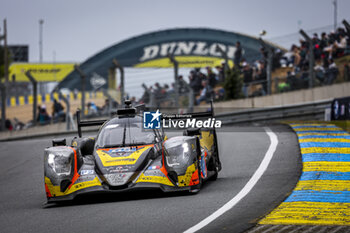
165, 143, 191, 168
47, 153, 72, 176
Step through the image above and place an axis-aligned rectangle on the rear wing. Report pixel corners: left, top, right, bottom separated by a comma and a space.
76, 110, 106, 138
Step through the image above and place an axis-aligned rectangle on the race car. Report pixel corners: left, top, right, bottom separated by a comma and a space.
44, 101, 221, 203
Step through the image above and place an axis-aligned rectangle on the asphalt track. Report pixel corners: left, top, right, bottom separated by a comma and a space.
0, 124, 301, 233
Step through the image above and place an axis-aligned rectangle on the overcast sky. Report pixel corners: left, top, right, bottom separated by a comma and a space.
1, 0, 350, 63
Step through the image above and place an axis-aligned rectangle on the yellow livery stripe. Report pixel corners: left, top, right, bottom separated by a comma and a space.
97, 146, 151, 166
178, 163, 197, 187
259, 202, 350, 225
135, 174, 174, 186
135, 163, 197, 187
303, 161, 350, 172
295, 180, 350, 191
45, 176, 102, 197
200, 131, 214, 152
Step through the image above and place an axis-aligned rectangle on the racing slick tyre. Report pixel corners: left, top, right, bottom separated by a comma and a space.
208, 156, 218, 181
213, 132, 222, 172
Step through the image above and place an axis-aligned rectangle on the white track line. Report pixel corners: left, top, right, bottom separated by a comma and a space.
184, 127, 279, 233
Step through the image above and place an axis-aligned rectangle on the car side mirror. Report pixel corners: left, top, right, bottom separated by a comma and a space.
52, 138, 66, 146
149, 147, 158, 160
183, 128, 201, 136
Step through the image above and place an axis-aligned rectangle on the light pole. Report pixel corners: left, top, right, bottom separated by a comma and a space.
168, 55, 179, 108
0, 19, 8, 130
39, 19, 44, 63
74, 65, 86, 118
259, 37, 273, 95
333, 0, 337, 31
112, 59, 125, 104
300, 29, 315, 89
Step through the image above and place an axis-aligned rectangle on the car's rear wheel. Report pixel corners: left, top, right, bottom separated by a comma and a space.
208, 156, 218, 181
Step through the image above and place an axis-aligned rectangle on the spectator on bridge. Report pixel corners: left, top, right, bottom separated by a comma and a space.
286, 71, 298, 90
214, 87, 225, 101
312, 33, 320, 45
320, 32, 329, 51
324, 58, 339, 85
234, 41, 242, 68
189, 70, 202, 95
273, 49, 283, 70
300, 66, 310, 88
206, 67, 217, 88
167, 83, 175, 96
163, 84, 169, 95
153, 82, 165, 108
333, 34, 347, 57
178, 75, 189, 94
138, 91, 147, 105
198, 71, 207, 84
196, 80, 213, 105
259, 47, 268, 65
154, 82, 163, 98
291, 44, 302, 72
215, 64, 225, 83
242, 62, 253, 98
314, 61, 326, 84
255, 61, 267, 95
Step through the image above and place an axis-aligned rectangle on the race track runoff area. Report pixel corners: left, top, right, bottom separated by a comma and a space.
258, 123, 350, 228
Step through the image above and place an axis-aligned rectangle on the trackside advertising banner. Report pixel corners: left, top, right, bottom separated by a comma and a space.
9, 63, 75, 82
331, 96, 350, 120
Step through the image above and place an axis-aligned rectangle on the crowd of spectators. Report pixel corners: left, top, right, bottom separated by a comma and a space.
278, 27, 349, 91
138, 65, 226, 106
239, 27, 350, 96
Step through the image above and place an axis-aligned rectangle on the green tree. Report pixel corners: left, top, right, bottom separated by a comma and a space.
0, 46, 11, 80
223, 67, 243, 100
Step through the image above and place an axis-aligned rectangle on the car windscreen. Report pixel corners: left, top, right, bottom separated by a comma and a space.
96, 119, 155, 148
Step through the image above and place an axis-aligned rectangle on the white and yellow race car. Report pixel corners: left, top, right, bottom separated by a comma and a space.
44, 102, 221, 203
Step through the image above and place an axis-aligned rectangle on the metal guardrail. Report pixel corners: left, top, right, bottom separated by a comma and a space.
0, 99, 333, 141
215, 99, 332, 125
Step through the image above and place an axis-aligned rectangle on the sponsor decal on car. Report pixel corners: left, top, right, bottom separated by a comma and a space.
109, 147, 137, 153
79, 170, 95, 175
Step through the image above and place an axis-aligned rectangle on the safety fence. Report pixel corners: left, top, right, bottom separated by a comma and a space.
215, 99, 333, 125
